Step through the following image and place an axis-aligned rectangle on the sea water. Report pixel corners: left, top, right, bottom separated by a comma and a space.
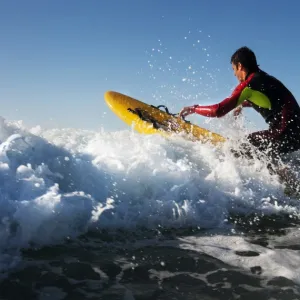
0, 116, 299, 299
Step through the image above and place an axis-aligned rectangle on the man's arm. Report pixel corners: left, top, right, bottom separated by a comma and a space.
179, 74, 255, 118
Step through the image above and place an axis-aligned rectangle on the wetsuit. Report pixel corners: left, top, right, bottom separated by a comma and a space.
190, 69, 300, 158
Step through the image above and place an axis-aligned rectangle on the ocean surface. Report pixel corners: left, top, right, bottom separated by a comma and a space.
0, 116, 299, 300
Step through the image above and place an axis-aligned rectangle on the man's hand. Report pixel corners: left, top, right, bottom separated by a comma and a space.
233, 106, 242, 118
179, 106, 196, 118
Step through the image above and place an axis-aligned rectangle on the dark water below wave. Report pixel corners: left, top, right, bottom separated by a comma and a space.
1, 219, 300, 300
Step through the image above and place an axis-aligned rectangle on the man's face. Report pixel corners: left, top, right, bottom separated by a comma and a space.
232, 62, 244, 82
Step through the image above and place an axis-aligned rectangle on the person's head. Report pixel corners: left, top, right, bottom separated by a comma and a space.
231, 47, 259, 82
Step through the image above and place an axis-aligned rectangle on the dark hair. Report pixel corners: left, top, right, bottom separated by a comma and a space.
230, 47, 259, 73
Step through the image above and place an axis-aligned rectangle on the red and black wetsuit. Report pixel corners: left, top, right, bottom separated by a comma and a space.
191, 69, 300, 157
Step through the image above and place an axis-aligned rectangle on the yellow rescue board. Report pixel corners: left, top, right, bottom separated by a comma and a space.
104, 91, 226, 145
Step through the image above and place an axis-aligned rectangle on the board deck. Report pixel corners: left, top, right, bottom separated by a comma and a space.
104, 91, 226, 145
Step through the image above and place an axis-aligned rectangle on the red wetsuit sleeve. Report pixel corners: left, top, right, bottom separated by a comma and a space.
192, 74, 255, 118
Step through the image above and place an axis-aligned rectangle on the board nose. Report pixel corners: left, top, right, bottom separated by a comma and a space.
104, 91, 120, 107
104, 91, 114, 101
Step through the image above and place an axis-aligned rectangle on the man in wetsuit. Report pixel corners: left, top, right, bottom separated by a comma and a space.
179, 46, 300, 161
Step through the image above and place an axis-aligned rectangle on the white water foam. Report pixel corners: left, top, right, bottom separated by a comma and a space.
0, 116, 299, 274
177, 231, 300, 283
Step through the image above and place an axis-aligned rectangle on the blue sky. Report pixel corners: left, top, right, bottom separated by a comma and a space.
1, 0, 300, 132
